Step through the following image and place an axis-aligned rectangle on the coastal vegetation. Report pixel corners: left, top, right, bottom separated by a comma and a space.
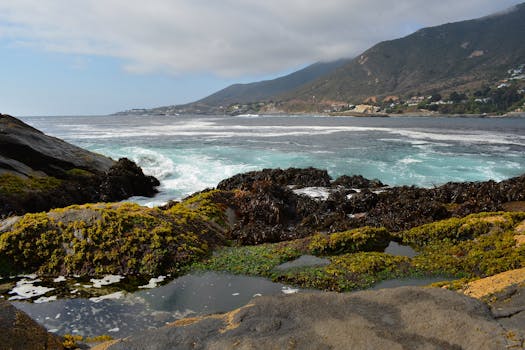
0, 191, 230, 277
193, 212, 525, 292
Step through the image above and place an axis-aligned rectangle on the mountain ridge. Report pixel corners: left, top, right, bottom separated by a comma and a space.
121, 3, 525, 115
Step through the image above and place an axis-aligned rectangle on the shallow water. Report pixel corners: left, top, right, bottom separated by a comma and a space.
11, 272, 301, 337
275, 255, 330, 270
384, 241, 418, 258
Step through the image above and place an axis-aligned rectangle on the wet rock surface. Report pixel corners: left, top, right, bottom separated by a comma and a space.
0, 114, 158, 217
217, 167, 332, 190
215, 168, 525, 244
99, 287, 516, 350
0, 300, 64, 350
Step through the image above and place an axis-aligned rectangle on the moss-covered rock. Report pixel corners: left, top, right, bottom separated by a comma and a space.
308, 226, 390, 255
0, 191, 230, 276
195, 212, 525, 292
398, 212, 525, 247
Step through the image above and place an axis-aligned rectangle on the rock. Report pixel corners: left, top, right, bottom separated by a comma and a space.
217, 167, 331, 191
99, 158, 160, 201
213, 169, 525, 244
0, 114, 159, 217
226, 181, 309, 244
332, 174, 384, 189
98, 287, 514, 350
487, 283, 525, 338
0, 300, 64, 350
0, 191, 230, 276
0, 114, 113, 177
462, 267, 525, 300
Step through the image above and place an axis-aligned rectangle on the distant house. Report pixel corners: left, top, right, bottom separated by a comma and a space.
354, 104, 381, 113
407, 96, 425, 106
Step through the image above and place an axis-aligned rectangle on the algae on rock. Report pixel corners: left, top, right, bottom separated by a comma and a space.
0, 191, 231, 277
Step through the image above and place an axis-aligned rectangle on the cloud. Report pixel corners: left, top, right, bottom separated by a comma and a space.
0, 0, 521, 77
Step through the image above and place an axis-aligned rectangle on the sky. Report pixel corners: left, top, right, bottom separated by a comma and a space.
0, 0, 522, 116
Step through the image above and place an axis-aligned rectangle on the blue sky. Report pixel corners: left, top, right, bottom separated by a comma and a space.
0, 1, 522, 116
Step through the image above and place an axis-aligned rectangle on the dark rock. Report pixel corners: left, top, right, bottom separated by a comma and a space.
100, 287, 513, 350
226, 181, 307, 244
332, 174, 384, 189
0, 114, 159, 217
0, 114, 113, 177
217, 167, 331, 191
100, 158, 160, 202
0, 300, 64, 350
216, 168, 525, 244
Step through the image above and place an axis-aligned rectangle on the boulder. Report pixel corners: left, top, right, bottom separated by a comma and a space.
217, 167, 331, 191
0, 300, 64, 350
0, 191, 230, 276
0, 114, 159, 217
98, 287, 517, 350
332, 174, 384, 189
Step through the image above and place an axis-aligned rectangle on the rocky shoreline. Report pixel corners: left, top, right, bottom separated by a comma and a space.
0, 114, 159, 217
1, 114, 525, 349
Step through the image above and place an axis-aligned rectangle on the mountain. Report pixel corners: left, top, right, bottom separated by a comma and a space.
286, 3, 525, 105
126, 59, 348, 115
125, 3, 525, 115
195, 59, 349, 107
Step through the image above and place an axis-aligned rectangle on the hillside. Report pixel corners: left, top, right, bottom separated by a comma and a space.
121, 3, 525, 115
286, 3, 525, 105
197, 59, 349, 107
126, 59, 348, 115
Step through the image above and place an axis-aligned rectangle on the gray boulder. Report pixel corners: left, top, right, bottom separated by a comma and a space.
0, 114, 159, 216
101, 286, 518, 350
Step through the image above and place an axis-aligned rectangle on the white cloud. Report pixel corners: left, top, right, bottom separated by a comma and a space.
0, 0, 521, 77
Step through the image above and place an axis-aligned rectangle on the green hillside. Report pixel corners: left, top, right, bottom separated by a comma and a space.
286, 3, 525, 104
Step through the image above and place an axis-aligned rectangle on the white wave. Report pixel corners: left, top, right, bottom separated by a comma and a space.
125, 147, 175, 180
399, 157, 422, 165
162, 156, 257, 200
293, 187, 331, 200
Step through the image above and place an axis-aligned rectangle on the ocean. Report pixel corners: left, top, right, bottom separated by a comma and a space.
20, 114, 525, 206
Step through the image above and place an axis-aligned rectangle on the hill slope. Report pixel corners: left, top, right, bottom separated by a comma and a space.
196, 59, 349, 107
125, 3, 525, 115
286, 3, 525, 103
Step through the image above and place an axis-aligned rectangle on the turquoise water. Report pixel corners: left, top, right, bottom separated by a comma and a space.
20, 114, 525, 206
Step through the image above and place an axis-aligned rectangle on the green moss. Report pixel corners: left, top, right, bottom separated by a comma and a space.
167, 190, 228, 225
195, 213, 525, 292
412, 230, 525, 278
193, 243, 301, 276
275, 252, 411, 291
0, 196, 230, 276
65, 168, 95, 178
398, 212, 525, 247
308, 226, 390, 255
0, 173, 62, 196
